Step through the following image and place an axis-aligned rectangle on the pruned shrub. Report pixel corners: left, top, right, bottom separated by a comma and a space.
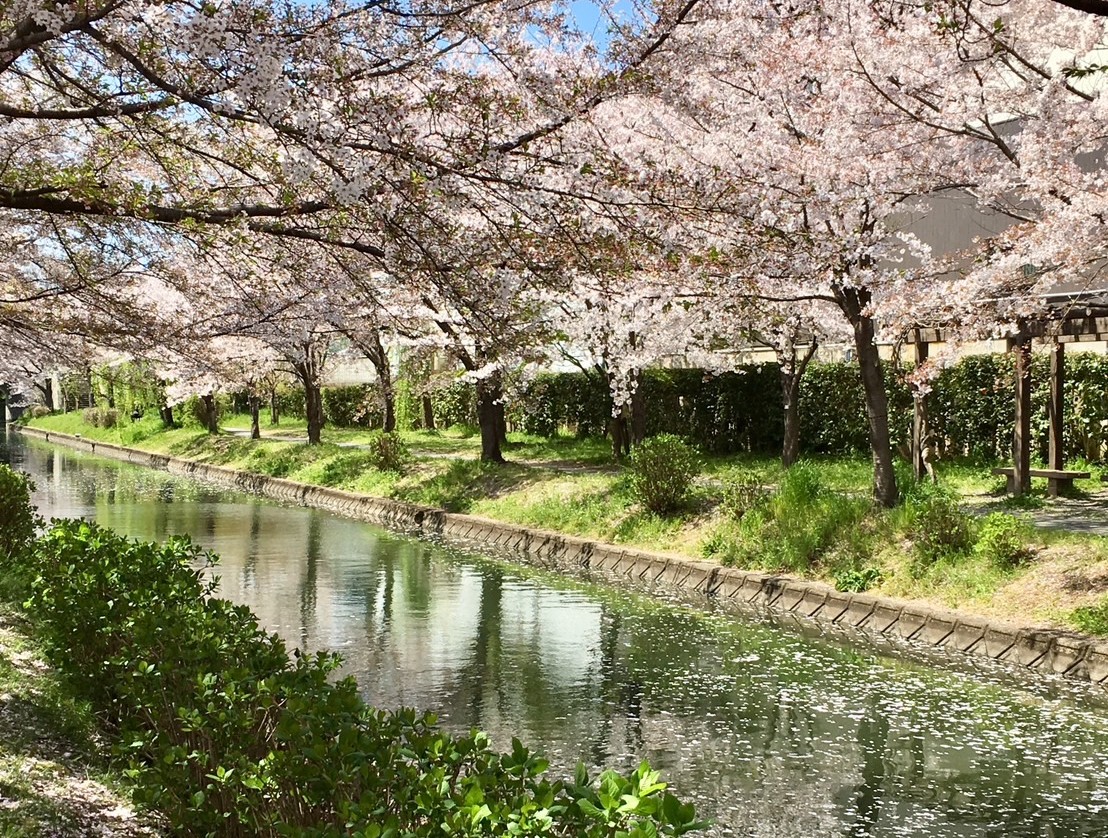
29, 405, 51, 418
82, 407, 101, 427
629, 434, 701, 514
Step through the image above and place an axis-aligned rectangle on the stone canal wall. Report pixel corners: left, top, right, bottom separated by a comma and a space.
17, 425, 1108, 692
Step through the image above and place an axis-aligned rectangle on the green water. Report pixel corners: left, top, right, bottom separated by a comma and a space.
7, 432, 1108, 837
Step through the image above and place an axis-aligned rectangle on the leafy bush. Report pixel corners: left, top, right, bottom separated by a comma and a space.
19, 519, 705, 837
833, 566, 883, 593
973, 513, 1035, 569
29, 404, 51, 418
366, 430, 411, 473
903, 484, 974, 570
1071, 598, 1108, 636
629, 434, 701, 514
0, 466, 40, 565
82, 407, 102, 427
323, 384, 383, 428
719, 474, 770, 520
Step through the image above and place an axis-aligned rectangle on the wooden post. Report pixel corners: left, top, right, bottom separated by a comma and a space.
1048, 339, 1065, 472
911, 331, 930, 482
1010, 329, 1032, 495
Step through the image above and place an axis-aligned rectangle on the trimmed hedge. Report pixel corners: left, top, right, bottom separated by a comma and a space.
186, 350, 1108, 462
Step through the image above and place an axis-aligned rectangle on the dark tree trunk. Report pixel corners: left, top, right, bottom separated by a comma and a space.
249, 396, 261, 440
610, 411, 631, 461
422, 395, 436, 430
304, 381, 324, 445
476, 375, 506, 463
364, 332, 396, 433
781, 372, 802, 468
383, 397, 396, 433
200, 394, 219, 434
836, 285, 898, 507
36, 379, 54, 411
629, 379, 646, 446
160, 405, 174, 428
270, 389, 279, 425
779, 341, 818, 469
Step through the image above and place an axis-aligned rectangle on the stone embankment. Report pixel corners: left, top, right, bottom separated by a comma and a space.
18, 426, 1108, 693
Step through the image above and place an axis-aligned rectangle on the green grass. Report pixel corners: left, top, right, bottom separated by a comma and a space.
24, 409, 1108, 633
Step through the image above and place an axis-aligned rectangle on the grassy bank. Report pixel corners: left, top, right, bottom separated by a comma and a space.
22, 411, 1108, 635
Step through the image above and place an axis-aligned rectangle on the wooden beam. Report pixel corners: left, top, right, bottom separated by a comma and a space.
1048, 340, 1065, 478
1010, 330, 1033, 495
912, 332, 930, 482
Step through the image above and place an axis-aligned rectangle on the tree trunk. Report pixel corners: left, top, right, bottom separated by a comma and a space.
422, 395, 436, 430
836, 286, 898, 507
365, 332, 397, 433
629, 377, 646, 446
36, 379, 54, 411
609, 410, 630, 461
249, 396, 261, 440
160, 405, 174, 428
781, 371, 802, 468
779, 341, 817, 469
200, 394, 219, 434
476, 375, 506, 463
304, 381, 324, 445
270, 389, 280, 425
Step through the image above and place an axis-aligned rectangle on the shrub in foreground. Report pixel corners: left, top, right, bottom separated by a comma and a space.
0, 465, 39, 565
629, 434, 701, 514
17, 512, 705, 838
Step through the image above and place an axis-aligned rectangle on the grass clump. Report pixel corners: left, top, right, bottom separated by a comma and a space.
1070, 598, 1108, 635
900, 483, 975, 572
973, 513, 1035, 569
629, 434, 700, 515
703, 463, 871, 575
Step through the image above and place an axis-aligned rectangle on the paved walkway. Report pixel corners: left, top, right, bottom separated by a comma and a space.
967, 490, 1108, 536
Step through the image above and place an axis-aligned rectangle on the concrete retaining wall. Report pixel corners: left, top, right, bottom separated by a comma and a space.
16, 425, 1108, 692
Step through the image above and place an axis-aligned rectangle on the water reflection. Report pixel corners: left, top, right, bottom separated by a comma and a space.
7, 433, 1108, 837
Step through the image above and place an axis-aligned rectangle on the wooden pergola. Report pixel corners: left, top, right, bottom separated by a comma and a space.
907, 290, 1108, 495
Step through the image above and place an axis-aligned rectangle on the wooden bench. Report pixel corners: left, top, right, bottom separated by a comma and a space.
991, 467, 1091, 496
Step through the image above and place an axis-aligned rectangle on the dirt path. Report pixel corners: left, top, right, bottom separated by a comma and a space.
0, 613, 164, 837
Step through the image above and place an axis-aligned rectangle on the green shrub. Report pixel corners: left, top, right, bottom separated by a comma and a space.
21, 520, 705, 837
366, 430, 411, 473
82, 407, 101, 427
0, 465, 39, 566
323, 384, 383, 428
29, 404, 51, 418
629, 434, 701, 514
720, 474, 770, 520
903, 484, 974, 570
973, 513, 1035, 569
833, 566, 883, 593
100, 407, 119, 428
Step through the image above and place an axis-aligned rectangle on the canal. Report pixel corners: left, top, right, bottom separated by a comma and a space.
6, 431, 1108, 837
